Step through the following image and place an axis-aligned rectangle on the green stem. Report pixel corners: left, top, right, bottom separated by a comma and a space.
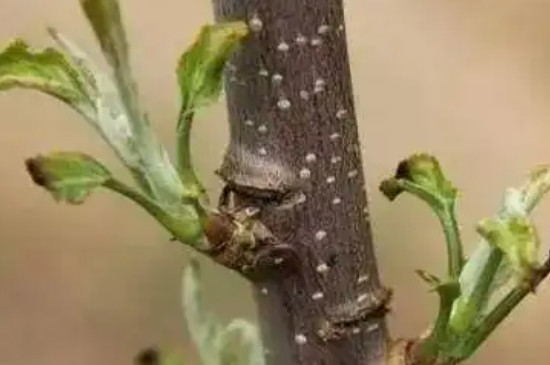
417, 282, 460, 361
104, 178, 204, 245
449, 188, 543, 334
452, 256, 550, 361
454, 286, 528, 360
439, 206, 464, 279
450, 251, 504, 334
176, 110, 206, 198
176, 110, 194, 176
399, 181, 464, 278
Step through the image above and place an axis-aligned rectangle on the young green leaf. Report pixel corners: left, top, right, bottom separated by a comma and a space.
519, 164, 550, 212
175, 21, 247, 196
477, 215, 540, 287
80, 0, 129, 71
79, 0, 144, 132
0, 39, 95, 116
25, 151, 203, 245
48, 29, 190, 206
380, 154, 464, 278
177, 22, 248, 117
182, 260, 264, 365
183, 259, 225, 365
217, 319, 265, 365
0, 32, 155, 198
25, 152, 110, 204
450, 165, 550, 335
380, 153, 457, 208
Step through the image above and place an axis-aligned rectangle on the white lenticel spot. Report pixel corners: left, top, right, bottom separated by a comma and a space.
348, 170, 359, 178
357, 274, 369, 284
336, 109, 348, 119
326, 176, 336, 184
305, 153, 317, 163
258, 68, 269, 77
312, 292, 324, 300
311, 37, 322, 46
295, 334, 307, 345
272, 73, 283, 83
331, 156, 342, 164
317, 24, 331, 34
274, 257, 284, 265
258, 125, 268, 134
338, 24, 345, 32
296, 34, 308, 45
277, 42, 290, 52
330, 133, 340, 140
366, 323, 380, 333
357, 293, 369, 303
249, 15, 263, 32
352, 327, 361, 335
300, 90, 310, 100
245, 119, 254, 126
258, 147, 267, 155
296, 193, 307, 204
316, 262, 329, 273
261, 287, 269, 295
299, 168, 311, 179
332, 197, 342, 205
315, 230, 327, 241
314, 79, 326, 93
277, 98, 291, 110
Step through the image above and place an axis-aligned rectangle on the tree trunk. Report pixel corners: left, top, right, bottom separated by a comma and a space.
210, 1, 390, 364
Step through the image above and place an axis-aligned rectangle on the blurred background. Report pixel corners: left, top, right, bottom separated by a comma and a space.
2, 0, 550, 364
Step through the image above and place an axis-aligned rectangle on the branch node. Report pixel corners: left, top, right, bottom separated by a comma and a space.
316, 286, 393, 341
203, 202, 301, 280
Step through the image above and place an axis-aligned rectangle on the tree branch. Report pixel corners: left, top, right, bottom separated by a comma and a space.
208, 1, 391, 364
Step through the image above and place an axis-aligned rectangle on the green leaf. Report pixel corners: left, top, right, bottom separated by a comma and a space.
25, 152, 110, 204
80, 0, 129, 70
452, 165, 550, 332
49, 29, 190, 206
0, 39, 95, 115
518, 164, 550, 212
217, 319, 265, 365
379, 153, 457, 207
79, 0, 144, 131
182, 260, 264, 365
177, 22, 248, 117
175, 22, 247, 199
25, 151, 203, 245
380, 154, 464, 278
183, 259, 224, 365
477, 215, 540, 286
76, 2, 199, 205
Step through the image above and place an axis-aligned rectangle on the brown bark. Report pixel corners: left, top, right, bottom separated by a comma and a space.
209, 1, 391, 364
